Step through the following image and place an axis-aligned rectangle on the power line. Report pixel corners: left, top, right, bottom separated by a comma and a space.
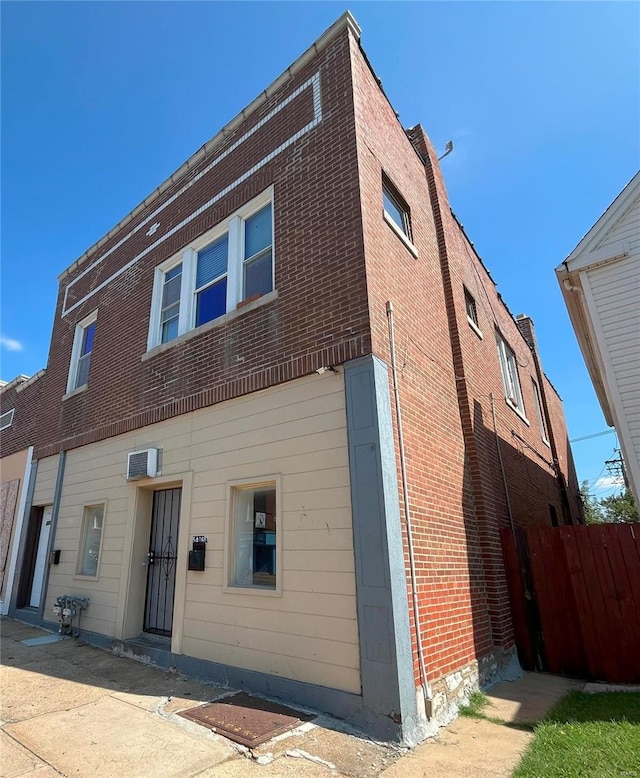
570, 429, 615, 443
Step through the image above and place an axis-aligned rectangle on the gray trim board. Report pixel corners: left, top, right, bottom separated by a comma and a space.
37, 451, 66, 622
344, 355, 428, 746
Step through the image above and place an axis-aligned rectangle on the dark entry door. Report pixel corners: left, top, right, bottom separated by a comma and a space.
144, 488, 181, 636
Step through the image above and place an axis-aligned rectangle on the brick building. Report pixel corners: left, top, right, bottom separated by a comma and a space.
3, 13, 582, 743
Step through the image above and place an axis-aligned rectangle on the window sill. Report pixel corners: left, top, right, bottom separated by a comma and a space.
541, 437, 551, 448
143, 289, 278, 362
467, 316, 483, 339
62, 384, 88, 401
73, 574, 100, 582
505, 398, 530, 426
383, 211, 419, 258
223, 583, 282, 598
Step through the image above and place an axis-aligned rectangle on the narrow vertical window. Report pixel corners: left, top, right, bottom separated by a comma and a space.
77, 504, 105, 577
532, 379, 550, 445
160, 264, 182, 343
496, 333, 525, 415
243, 204, 273, 299
464, 287, 481, 334
75, 321, 96, 389
67, 310, 98, 394
195, 235, 228, 326
229, 482, 277, 589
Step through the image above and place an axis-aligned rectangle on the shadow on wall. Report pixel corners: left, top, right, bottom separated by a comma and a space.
456, 399, 576, 670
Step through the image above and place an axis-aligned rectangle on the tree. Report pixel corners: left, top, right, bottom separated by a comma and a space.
600, 488, 639, 523
580, 480, 604, 525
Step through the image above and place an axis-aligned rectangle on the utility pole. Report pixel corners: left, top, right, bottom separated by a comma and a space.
604, 449, 629, 490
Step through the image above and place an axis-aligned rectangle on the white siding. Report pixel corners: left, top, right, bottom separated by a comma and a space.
585, 253, 640, 488
42, 373, 360, 694
595, 196, 640, 255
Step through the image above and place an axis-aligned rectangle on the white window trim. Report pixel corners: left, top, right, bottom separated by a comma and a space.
74, 501, 106, 580
0, 408, 15, 430
464, 288, 483, 339
66, 309, 98, 394
532, 379, 551, 446
147, 187, 274, 351
223, 474, 282, 598
496, 333, 529, 423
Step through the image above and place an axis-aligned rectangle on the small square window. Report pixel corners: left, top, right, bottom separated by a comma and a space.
76, 504, 105, 577
67, 311, 98, 393
228, 481, 278, 590
464, 288, 479, 328
496, 332, 526, 415
383, 178, 412, 240
0, 409, 15, 430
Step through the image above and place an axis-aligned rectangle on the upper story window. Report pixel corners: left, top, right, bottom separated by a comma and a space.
532, 378, 550, 445
0, 409, 15, 430
67, 310, 98, 393
382, 175, 417, 258
148, 189, 274, 350
496, 332, 526, 416
464, 287, 482, 337
383, 177, 412, 239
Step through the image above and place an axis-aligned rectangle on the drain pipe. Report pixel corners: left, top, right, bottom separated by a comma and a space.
386, 300, 432, 713
490, 394, 516, 538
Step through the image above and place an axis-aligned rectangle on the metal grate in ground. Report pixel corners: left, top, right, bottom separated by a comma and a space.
178, 691, 314, 747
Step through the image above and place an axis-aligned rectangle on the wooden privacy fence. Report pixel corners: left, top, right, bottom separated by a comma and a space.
501, 524, 640, 684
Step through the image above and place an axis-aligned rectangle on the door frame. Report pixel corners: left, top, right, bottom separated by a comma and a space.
115, 471, 192, 656
143, 487, 182, 637
29, 505, 53, 607
16, 505, 45, 610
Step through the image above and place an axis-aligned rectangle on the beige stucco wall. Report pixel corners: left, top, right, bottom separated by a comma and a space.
41, 373, 360, 694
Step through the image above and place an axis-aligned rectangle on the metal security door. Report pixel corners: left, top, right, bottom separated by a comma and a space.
144, 488, 181, 636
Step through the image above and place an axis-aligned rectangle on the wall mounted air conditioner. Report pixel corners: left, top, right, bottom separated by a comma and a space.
126, 449, 159, 480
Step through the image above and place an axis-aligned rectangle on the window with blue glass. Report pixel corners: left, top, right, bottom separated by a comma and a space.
196, 235, 228, 327
148, 190, 274, 350
67, 310, 98, 393
244, 204, 273, 299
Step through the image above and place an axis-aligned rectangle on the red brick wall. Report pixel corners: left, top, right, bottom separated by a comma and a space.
350, 39, 494, 685
351, 35, 581, 687
35, 29, 371, 459
0, 374, 44, 457
29, 19, 583, 695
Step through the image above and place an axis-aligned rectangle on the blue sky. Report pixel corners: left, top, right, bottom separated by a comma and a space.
2, 2, 638, 493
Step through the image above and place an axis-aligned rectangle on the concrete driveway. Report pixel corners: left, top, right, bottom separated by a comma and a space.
0, 618, 577, 778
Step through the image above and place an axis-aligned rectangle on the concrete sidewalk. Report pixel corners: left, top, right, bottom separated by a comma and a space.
0, 618, 577, 778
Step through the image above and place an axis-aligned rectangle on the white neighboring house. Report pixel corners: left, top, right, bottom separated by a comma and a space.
557, 171, 640, 505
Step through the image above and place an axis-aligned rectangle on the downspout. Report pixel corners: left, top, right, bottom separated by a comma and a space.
490, 394, 515, 538
516, 316, 573, 524
386, 300, 432, 713
37, 451, 66, 624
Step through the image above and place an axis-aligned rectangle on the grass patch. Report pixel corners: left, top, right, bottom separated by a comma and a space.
514, 691, 640, 778
459, 691, 490, 718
